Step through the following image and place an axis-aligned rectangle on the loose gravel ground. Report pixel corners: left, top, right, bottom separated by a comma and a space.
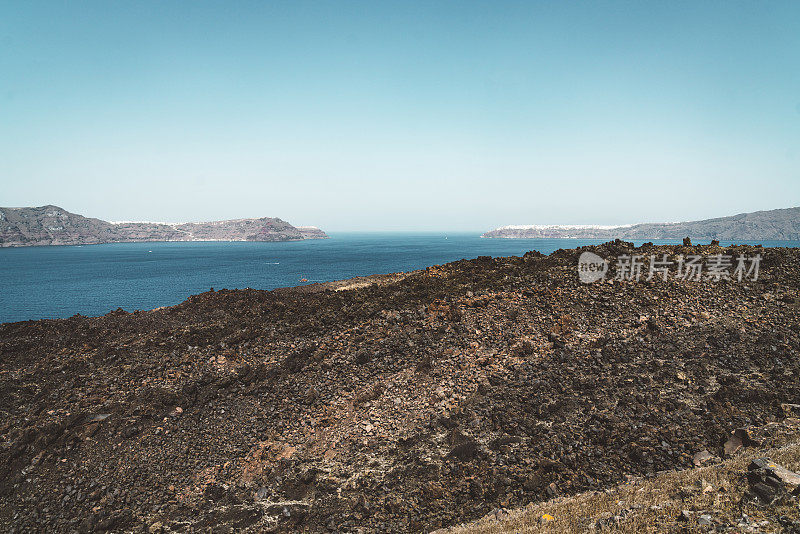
1, 241, 799, 533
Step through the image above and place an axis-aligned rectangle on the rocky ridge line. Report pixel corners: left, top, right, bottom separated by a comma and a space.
0, 205, 328, 247
482, 206, 800, 240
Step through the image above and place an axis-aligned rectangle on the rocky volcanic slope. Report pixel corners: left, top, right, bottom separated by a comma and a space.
483, 206, 800, 240
1, 241, 799, 533
0, 205, 133, 246
0, 205, 327, 247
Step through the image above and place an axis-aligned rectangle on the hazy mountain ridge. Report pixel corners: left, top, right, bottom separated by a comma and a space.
483, 207, 800, 240
0, 206, 328, 247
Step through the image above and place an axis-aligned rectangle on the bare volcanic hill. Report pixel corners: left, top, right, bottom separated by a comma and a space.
0, 205, 129, 246
1, 242, 799, 532
0, 205, 328, 247
483, 206, 800, 240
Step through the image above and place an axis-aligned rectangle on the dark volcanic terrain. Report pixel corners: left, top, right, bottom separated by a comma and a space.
1, 241, 799, 533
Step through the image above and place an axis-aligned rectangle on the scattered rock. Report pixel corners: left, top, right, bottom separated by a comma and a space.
167, 406, 183, 418
304, 387, 319, 404
724, 428, 760, 456
745, 457, 800, 505
693, 450, 718, 467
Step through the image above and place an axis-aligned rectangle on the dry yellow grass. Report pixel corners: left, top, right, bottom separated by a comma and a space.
436, 426, 800, 533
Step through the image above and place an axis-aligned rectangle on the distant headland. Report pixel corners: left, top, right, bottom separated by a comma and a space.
482, 206, 800, 241
0, 205, 328, 247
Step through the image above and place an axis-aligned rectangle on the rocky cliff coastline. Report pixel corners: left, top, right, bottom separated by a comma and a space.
0, 205, 328, 247
483, 206, 800, 240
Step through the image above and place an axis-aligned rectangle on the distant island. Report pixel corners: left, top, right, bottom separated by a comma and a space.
482, 206, 800, 240
0, 205, 328, 247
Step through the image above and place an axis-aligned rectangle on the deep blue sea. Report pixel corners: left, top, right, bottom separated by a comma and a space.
1, 233, 798, 323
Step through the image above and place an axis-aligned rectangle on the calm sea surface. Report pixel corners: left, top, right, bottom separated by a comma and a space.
1, 233, 798, 323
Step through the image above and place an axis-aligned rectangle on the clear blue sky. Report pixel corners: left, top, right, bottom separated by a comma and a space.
1, 1, 798, 231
